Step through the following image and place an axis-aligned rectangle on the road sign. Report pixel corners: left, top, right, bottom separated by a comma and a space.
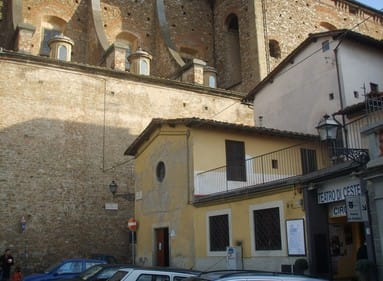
128, 218, 138, 231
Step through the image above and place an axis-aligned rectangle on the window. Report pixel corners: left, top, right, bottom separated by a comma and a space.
253, 207, 281, 250
57, 261, 82, 273
208, 75, 216, 88
225, 140, 246, 181
322, 40, 330, 52
58, 45, 67, 61
271, 159, 278, 169
156, 161, 165, 182
137, 274, 169, 281
250, 201, 285, 256
329, 93, 334, 100
370, 83, 378, 94
125, 46, 132, 71
140, 60, 149, 75
269, 40, 281, 58
354, 91, 359, 98
207, 210, 231, 254
40, 28, 61, 56
300, 148, 317, 174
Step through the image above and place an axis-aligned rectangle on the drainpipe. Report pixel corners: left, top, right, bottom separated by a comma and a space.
333, 43, 349, 148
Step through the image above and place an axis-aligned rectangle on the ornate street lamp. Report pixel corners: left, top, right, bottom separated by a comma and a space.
316, 114, 340, 141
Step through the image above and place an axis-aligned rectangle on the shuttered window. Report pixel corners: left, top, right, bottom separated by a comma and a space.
225, 140, 246, 181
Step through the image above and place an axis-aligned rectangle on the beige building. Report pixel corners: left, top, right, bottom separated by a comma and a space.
124, 118, 324, 271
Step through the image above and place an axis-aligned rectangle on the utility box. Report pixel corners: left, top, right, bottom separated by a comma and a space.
226, 246, 242, 270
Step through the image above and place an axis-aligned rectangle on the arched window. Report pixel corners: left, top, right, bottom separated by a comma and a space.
269, 40, 281, 58
319, 22, 337, 31
209, 75, 216, 88
140, 60, 149, 75
116, 32, 138, 71
40, 16, 66, 56
222, 13, 241, 88
58, 45, 67, 61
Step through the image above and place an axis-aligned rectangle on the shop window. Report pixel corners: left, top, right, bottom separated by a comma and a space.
252, 206, 281, 250
225, 140, 246, 181
207, 210, 231, 253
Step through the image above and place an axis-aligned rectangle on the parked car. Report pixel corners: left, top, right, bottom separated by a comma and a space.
22, 258, 107, 281
89, 254, 118, 264
183, 270, 329, 281
108, 266, 200, 281
61, 264, 133, 281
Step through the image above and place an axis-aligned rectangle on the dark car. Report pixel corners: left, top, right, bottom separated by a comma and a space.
22, 258, 107, 281
62, 264, 134, 281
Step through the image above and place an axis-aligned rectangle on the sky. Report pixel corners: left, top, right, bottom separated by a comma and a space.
357, 0, 383, 10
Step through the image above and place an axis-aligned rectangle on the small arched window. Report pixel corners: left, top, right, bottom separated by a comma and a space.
319, 22, 337, 31
140, 60, 149, 75
58, 45, 67, 61
269, 40, 281, 58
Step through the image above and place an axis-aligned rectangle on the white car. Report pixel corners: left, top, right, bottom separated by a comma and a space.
108, 267, 200, 281
182, 270, 329, 281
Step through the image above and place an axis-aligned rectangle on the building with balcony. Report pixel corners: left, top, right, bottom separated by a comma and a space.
125, 118, 329, 271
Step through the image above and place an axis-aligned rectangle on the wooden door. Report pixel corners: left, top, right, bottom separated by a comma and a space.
155, 228, 169, 266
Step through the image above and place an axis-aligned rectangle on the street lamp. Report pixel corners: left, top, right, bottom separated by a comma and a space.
316, 114, 340, 141
108, 180, 135, 201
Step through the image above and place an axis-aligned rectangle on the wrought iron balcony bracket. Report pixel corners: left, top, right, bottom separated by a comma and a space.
333, 148, 370, 165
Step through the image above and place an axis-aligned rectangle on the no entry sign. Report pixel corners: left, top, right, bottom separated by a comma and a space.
128, 218, 137, 231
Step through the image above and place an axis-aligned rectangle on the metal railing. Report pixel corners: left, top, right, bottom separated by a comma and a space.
195, 142, 330, 195
195, 95, 381, 196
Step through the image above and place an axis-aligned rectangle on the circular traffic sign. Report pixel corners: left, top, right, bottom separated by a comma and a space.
128, 218, 137, 231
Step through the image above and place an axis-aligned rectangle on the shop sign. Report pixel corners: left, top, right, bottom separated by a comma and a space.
317, 178, 361, 204
328, 203, 347, 218
346, 195, 368, 222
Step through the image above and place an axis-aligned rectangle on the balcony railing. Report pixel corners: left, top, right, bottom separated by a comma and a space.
195, 95, 381, 196
195, 142, 330, 195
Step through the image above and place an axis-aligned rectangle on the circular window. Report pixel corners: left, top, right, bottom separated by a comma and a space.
156, 161, 166, 182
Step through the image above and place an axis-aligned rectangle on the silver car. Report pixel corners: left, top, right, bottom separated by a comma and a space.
108, 267, 200, 281
182, 270, 328, 281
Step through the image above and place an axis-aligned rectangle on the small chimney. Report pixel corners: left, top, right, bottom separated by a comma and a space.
128, 48, 153, 75
48, 34, 74, 61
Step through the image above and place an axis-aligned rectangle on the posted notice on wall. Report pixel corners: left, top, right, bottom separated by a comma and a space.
286, 219, 306, 256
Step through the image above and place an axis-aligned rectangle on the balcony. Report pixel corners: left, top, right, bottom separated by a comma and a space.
195, 95, 381, 196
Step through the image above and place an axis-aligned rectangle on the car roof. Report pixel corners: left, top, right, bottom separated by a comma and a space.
190, 270, 327, 281
117, 266, 200, 274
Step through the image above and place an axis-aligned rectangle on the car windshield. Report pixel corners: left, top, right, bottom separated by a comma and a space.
44, 262, 62, 273
80, 265, 105, 280
108, 271, 130, 281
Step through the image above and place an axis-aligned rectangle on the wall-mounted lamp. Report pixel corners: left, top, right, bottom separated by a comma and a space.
21, 216, 26, 233
109, 180, 135, 201
316, 114, 340, 141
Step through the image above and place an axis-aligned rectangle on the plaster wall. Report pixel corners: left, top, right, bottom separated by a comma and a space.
193, 188, 305, 272
253, 36, 341, 135
337, 41, 383, 106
